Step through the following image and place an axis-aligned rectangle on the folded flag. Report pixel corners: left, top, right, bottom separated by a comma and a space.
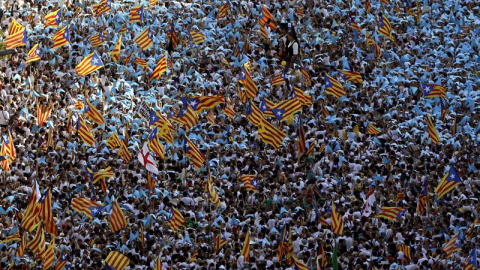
118, 141, 133, 163
76, 52, 104, 76
176, 104, 199, 130
27, 226, 45, 257
205, 173, 220, 205
0, 232, 21, 244
93, 167, 114, 184
42, 237, 55, 270
241, 231, 250, 261
425, 114, 440, 144
9, 19, 24, 35
107, 132, 122, 149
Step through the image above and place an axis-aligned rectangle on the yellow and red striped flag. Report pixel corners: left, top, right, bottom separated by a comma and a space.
324, 74, 346, 98
5, 20, 26, 49
119, 25, 128, 35
259, 5, 277, 31
224, 100, 235, 119
109, 201, 127, 233
93, 167, 114, 183
168, 21, 179, 49
366, 123, 382, 135
89, 32, 105, 47
398, 244, 411, 260
292, 255, 309, 270
257, 118, 286, 149
298, 119, 306, 155
214, 232, 228, 254
76, 52, 104, 76
147, 172, 156, 191
42, 237, 55, 270
26, 44, 42, 63
183, 136, 206, 170
52, 25, 70, 50
76, 116, 95, 146
134, 27, 154, 51
218, 2, 230, 19
272, 71, 286, 86
206, 173, 220, 205
443, 234, 461, 257
9, 19, 24, 35
176, 104, 199, 130
134, 56, 149, 70
93, 0, 111, 16
425, 114, 440, 144
300, 65, 312, 86
105, 251, 130, 270
246, 100, 265, 126
150, 54, 167, 81
21, 182, 41, 232
118, 141, 133, 163
148, 127, 165, 159
189, 30, 205, 44
16, 234, 27, 257
129, 5, 144, 23
167, 207, 185, 232
40, 189, 58, 237
375, 207, 407, 221
158, 122, 174, 145
435, 167, 462, 199
366, 34, 382, 58
350, 21, 362, 33
239, 175, 259, 192
84, 97, 105, 125
106, 132, 122, 149
241, 231, 250, 262
331, 202, 344, 235
0, 232, 21, 244
338, 69, 363, 84
149, 0, 158, 7
377, 15, 394, 40
2, 131, 15, 164
37, 104, 52, 126
154, 257, 163, 270
296, 8, 304, 18
270, 98, 303, 122
239, 67, 259, 99
293, 87, 313, 106
206, 110, 216, 125
109, 35, 122, 62
71, 198, 104, 220
27, 226, 45, 257
259, 23, 269, 41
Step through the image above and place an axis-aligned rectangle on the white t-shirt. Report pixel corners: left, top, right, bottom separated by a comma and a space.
0, 110, 9, 125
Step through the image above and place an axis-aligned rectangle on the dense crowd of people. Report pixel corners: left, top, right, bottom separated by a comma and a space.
0, 0, 479, 269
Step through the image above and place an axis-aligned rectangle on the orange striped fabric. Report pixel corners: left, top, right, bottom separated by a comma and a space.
257, 118, 286, 149
134, 27, 154, 50
167, 207, 185, 232
27, 226, 45, 257
105, 251, 130, 270
331, 202, 344, 235
150, 54, 167, 81
425, 114, 440, 144
109, 35, 122, 62
37, 104, 52, 126
109, 201, 127, 233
